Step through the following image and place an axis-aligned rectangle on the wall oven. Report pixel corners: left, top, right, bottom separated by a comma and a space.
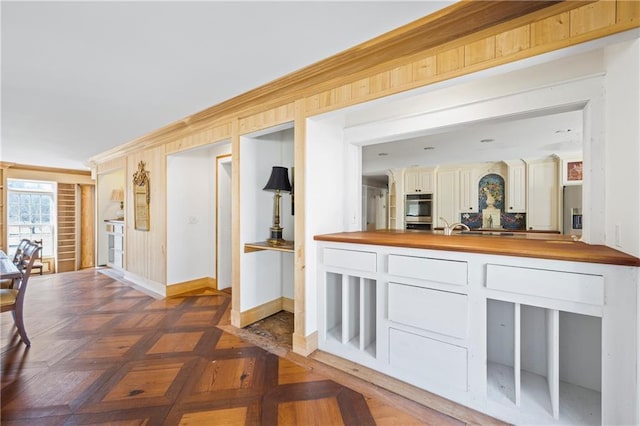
405, 193, 432, 230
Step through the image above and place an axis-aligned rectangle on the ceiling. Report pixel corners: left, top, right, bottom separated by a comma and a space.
1, 1, 455, 171
361, 109, 584, 176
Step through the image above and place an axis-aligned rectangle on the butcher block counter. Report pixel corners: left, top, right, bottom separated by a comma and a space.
314, 229, 640, 266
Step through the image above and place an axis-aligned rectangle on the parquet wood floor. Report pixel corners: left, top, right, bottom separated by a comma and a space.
1, 269, 489, 425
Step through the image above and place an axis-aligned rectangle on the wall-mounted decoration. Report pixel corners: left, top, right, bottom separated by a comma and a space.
133, 161, 150, 231
564, 160, 583, 185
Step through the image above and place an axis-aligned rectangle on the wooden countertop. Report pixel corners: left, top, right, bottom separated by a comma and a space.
314, 230, 640, 267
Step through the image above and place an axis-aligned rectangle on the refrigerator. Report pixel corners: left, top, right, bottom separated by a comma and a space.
563, 185, 582, 236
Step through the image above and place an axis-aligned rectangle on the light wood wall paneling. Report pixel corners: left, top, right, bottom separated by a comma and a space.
95, 156, 126, 175
292, 99, 309, 354
238, 103, 295, 135
165, 122, 233, 155
570, 1, 616, 37
230, 119, 241, 327
495, 25, 531, 58
57, 183, 77, 273
79, 184, 95, 269
618, 0, 640, 25
126, 146, 166, 285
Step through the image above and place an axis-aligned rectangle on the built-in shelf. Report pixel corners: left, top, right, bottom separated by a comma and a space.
244, 241, 294, 253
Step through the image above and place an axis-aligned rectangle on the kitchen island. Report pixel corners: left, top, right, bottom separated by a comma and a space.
314, 230, 639, 425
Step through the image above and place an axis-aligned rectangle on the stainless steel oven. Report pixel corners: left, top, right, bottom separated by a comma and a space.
405, 193, 432, 224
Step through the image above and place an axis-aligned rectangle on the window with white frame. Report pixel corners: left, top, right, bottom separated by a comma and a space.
7, 179, 56, 257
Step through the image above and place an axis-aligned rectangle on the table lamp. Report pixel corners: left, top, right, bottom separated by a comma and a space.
263, 166, 292, 245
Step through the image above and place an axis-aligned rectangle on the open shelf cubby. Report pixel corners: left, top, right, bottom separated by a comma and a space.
487, 299, 601, 425
325, 272, 376, 358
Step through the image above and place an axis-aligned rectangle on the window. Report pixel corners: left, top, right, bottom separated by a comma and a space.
7, 179, 56, 257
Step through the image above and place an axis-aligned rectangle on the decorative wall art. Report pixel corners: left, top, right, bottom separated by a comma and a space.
133, 161, 150, 231
564, 160, 583, 185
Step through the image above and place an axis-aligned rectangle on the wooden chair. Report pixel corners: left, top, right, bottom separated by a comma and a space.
0, 241, 42, 346
30, 239, 44, 276
0, 239, 30, 290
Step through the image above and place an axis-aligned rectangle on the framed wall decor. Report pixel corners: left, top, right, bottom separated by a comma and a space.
563, 159, 583, 185
133, 161, 150, 231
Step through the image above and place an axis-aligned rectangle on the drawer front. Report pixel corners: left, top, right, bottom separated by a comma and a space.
389, 328, 467, 392
388, 283, 467, 338
486, 264, 604, 306
388, 255, 467, 286
324, 248, 376, 272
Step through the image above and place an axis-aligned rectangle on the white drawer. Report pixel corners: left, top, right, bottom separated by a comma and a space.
389, 328, 467, 392
388, 283, 467, 338
486, 264, 604, 306
324, 248, 376, 272
388, 255, 467, 286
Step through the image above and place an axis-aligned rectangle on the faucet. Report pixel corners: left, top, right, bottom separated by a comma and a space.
440, 217, 471, 235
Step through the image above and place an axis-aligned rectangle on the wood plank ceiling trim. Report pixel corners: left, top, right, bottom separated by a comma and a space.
88, 0, 640, 165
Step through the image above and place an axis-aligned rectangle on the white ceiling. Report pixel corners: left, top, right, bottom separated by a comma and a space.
361, 110, 584, 176
1, 1, 455, 170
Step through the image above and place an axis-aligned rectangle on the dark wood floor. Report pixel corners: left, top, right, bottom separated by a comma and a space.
1, 269, 478, 425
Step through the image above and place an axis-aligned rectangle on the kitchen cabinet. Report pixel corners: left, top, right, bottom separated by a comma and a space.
106, 220, 124, 269
505, 160, 526, 213
436, 169, 459, 227
526, 158, 559, 230
459, 168, 479, 213
404, 168, 433, 194
316, 239, 639, 425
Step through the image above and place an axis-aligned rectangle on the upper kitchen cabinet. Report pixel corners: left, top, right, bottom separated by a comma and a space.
404, 168, 434, 194
459, 168, 479, 213
526, 157, 559, 231
504, 160, 526, 213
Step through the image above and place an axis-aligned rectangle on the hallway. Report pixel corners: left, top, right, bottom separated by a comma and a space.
0, 269, 481, 425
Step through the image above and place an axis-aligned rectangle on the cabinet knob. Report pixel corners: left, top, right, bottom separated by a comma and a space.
510, 206, 513, 210
469, 207, 473, 210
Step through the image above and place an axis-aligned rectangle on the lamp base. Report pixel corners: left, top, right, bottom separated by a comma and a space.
267, 227, 285, 245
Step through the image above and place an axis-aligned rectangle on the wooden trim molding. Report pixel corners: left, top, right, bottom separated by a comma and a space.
166, 277, 217, 296
293, 331, 318, 357
237, 297, 288, 328
282, 297, 294, 313
0, 161, 91, 176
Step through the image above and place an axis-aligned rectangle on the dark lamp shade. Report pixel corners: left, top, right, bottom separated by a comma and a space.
263, 166, 292, 192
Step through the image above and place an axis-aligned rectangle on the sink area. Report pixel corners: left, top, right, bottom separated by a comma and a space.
459, 230, 514, 236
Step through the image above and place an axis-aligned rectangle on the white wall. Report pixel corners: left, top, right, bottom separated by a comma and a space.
239, 126, 294, 311
305, 114, 347, 335
97, 169, 124, 266
166, 141, 231, 285
604, 38, 640, 257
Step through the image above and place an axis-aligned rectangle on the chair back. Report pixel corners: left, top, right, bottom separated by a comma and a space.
12, 239, 31, 265
15, 242, 42, 295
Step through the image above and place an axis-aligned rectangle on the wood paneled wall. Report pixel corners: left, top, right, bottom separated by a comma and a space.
125, 146, 166, 285
88, 0, 640, 352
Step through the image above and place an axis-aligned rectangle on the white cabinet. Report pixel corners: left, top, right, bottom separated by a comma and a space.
435, 169, 459, 227
106, 220, 124, 269
404, 168, 433, 194
459, 168, 479, 213
505, 160, 526, 213
526, 158, 559, 230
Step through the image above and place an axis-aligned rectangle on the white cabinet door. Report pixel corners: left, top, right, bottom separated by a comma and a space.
436, 169, 459, 227
404, 169, 433, 193
527, 159, 559, 230
459, 169, 478, 213
506, 161, 526, 213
